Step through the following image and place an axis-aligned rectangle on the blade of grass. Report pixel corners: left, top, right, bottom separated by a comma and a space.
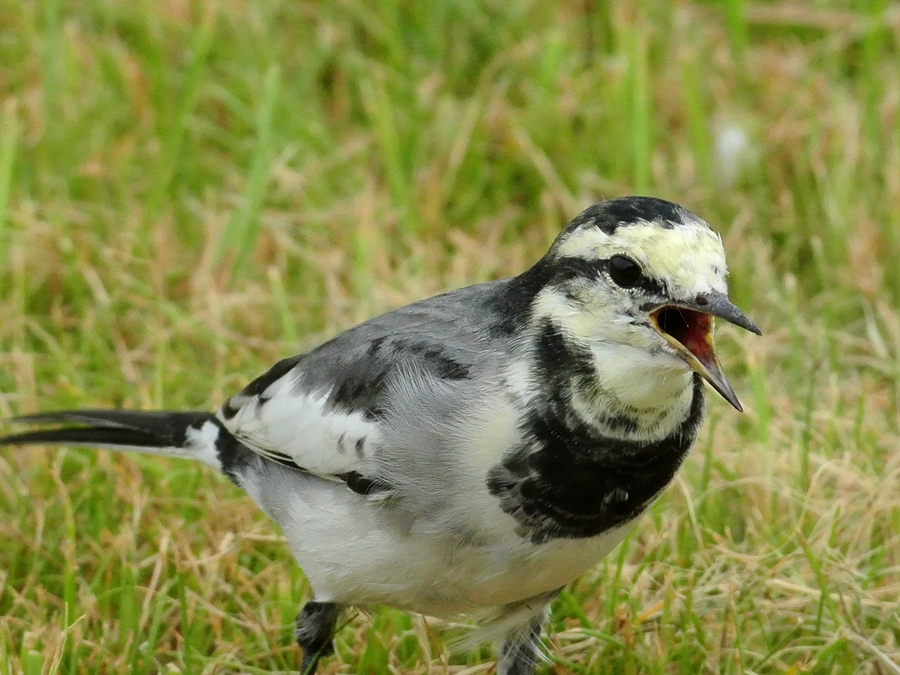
0, 101, 19, 260
178, 576, 196, 675
147, 6, 218, 218
358, 69, 415, 234
722, 0, 748, 63
679, 56, 712, 184
625, 26, 651, 194
215, 64, 281, 282
267, 265, 300, 345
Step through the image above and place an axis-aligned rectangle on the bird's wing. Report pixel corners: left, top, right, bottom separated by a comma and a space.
217, 280, 516, 482
218, 359, 382, 477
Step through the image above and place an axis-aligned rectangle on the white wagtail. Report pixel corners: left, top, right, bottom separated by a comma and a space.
1, 196, 760, 674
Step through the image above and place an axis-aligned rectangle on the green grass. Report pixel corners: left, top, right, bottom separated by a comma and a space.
1, 0, 899, 673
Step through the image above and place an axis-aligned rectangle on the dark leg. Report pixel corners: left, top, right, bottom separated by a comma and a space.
497, 609, 549, 675
295, 600, 342, 675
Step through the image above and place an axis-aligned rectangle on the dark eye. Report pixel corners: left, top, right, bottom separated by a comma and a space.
608, 255, 643, 288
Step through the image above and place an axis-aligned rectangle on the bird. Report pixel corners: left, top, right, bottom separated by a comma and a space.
1, 196, 760, 675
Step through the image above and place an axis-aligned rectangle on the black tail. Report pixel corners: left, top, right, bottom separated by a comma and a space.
0, 409, 226, 470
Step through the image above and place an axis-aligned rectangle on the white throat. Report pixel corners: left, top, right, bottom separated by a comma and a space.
572, 341, 696, 442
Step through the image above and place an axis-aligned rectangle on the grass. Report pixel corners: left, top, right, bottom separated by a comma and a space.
1, 0, 899, 673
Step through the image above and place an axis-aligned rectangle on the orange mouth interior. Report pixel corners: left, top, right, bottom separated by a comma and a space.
652, 306, 714, 364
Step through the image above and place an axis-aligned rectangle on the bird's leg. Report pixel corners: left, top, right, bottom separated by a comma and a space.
496, 608, 550, 675
295, 600, 342, 675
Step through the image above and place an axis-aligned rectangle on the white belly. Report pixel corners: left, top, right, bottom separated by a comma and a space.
241, 463, 633, 617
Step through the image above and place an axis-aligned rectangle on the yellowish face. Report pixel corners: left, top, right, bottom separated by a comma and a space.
554, 216, 729, 299
533, 206, 757, 411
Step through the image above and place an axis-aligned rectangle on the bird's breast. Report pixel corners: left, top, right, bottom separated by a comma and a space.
486, 374, 705, 543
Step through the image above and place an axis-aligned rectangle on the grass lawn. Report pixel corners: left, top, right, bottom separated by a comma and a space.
1, 1, 899, 673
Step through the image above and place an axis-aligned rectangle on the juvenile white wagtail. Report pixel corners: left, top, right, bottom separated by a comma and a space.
1, 197, 761, 674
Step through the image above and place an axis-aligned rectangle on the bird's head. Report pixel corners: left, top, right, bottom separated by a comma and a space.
531, 196, 761, 412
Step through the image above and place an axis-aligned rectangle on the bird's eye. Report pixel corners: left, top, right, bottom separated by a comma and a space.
608, 255, 643, 288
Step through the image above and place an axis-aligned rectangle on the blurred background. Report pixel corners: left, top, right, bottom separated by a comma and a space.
0, 1, 898, 673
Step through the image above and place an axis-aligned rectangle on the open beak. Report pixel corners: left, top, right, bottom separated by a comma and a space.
648, 290, 761, 412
